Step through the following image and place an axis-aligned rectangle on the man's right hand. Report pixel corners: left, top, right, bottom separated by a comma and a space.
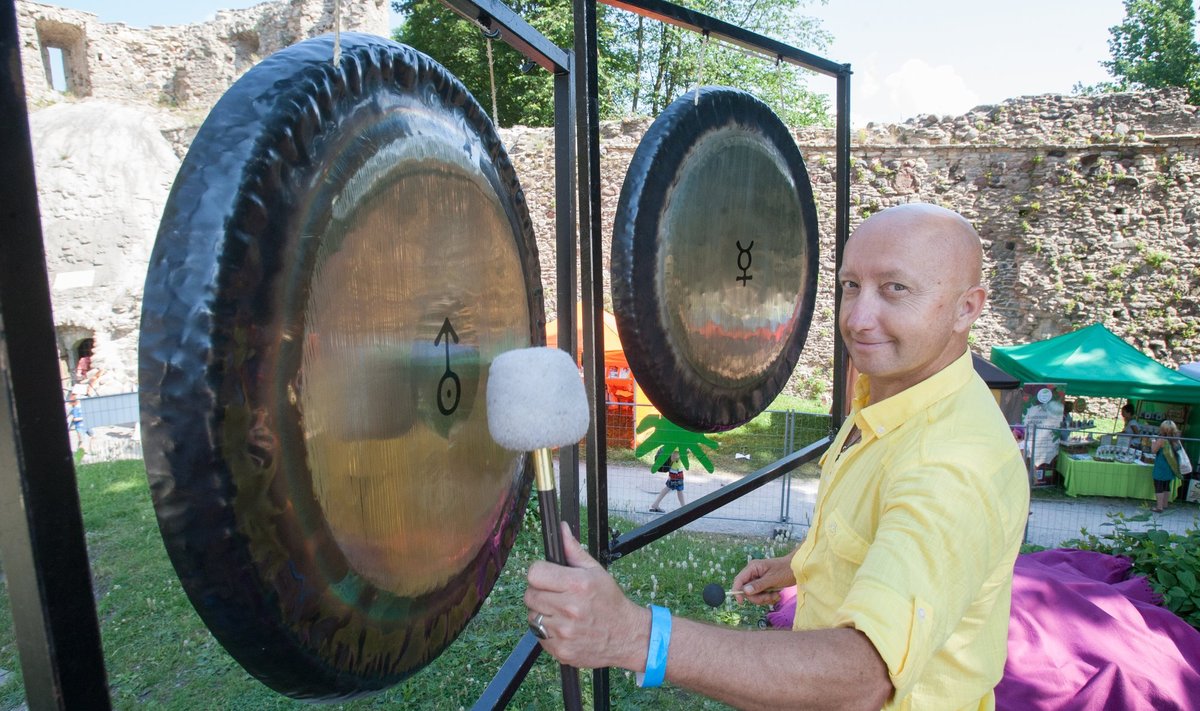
731, 555, 796, 606
524, 522, 650, 672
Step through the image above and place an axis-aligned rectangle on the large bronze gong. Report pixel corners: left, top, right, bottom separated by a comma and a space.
611, 86, 820, 432
139, 34, 543, 700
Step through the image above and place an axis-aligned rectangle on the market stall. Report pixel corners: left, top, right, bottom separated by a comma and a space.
1057, 447, 1180, 501
993, 324, 1200, 500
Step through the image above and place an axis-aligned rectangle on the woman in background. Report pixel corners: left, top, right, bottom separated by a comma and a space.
1150, 420, 1183, 513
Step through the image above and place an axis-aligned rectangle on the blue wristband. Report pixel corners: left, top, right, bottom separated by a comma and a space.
636, 605, 671, 688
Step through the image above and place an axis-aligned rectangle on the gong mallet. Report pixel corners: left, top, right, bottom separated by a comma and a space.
702, 582, 786, 607
487, 346, 589, 711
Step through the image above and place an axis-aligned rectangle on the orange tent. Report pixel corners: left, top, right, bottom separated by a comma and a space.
545, 303, 657, 448
545, 302, 625, 368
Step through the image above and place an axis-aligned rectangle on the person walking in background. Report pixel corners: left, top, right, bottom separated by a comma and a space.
1150, 419, 1183, 513
67, 394, 91, 456
73, 338, 94, 384
649, 450, 685, 513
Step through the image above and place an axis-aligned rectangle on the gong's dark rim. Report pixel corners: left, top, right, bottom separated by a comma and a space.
138, 34, 541, 700
611, 86, 820, 432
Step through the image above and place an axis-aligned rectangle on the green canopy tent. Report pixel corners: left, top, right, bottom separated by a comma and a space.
990, 323, 1200, 404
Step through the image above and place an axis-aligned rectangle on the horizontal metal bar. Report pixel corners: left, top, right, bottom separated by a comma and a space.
472, 630, 544, 710
439, 0, 572, 74
610, 436, 832, 558
601, 0, 848, 78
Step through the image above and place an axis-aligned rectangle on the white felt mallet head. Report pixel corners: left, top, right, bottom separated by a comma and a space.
489, 346, 588, 706
487, 346, 590, 452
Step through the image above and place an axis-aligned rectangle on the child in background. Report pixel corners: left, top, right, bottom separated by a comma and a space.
67, 395, 91, 455
649, 450, 685, 513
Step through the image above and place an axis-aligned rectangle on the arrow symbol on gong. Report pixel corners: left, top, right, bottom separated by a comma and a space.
435, 317, 461, 416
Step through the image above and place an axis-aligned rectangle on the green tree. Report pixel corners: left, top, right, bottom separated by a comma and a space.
393, 0, 631, 126
611, 0, 832, 126
393, 0, 831, 127
1089, 0, 1200, 104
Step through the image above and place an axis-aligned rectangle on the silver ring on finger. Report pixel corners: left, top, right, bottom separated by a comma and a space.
528, 612, 548, 640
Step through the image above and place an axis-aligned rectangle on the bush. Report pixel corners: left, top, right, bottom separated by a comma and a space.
1062, 511, 1200, 631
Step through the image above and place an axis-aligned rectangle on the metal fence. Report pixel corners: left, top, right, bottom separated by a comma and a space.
71, 391, 142, 462
1021, 425, 1200, 547
597, 408, 1200, 548
597, 402, 832, 539
77, 391, 138, 428
74, 394, 1199, 548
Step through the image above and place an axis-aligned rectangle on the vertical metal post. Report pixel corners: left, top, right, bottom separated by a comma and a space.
1023, 424, 1037, 544
553, 61, 581, 537
550, 58, 587, 711
572, 1, 610, 708
1027, 424, 1038, 487
830, 67, 852, 429
779, 411, 793, 522
0, 0, 111, 706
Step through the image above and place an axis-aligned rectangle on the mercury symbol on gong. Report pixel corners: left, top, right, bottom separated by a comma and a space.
735, 240, 754, 286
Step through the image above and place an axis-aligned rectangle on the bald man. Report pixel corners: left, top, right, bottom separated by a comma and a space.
525, 204, 1029, 710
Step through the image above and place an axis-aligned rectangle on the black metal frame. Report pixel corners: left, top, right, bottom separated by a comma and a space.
481, 1, 853, 708
567, 1, 852, 708
0, 1, 112, 707
0, 0, 849, 707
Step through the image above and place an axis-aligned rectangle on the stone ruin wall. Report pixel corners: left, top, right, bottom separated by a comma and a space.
507, 89, 1200, 399
18, 0, 389, 392
18, 0, 1200, 402
18, 0, 388, 111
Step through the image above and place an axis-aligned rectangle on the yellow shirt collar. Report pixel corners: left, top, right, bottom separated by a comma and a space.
852, 351, 975, 442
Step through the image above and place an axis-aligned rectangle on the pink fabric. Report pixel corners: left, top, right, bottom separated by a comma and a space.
766, 549, 1200, 709
764, 584, 797, 629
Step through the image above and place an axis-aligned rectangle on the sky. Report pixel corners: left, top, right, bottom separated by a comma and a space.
802, 0, 1128, 125
46, 0, 1136, 125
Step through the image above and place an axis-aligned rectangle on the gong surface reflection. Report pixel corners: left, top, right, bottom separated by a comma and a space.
659, 127, 805, 384
302, 137, 527, 596
138, 34, 542, 700
612, 86, 819, 431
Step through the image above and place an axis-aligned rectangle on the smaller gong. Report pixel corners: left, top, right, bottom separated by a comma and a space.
611, 86, 820, 432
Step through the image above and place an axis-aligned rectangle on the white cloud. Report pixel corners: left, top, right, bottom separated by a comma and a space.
824, 55, 981, 126
863, 58, 980, 125
887, 59, 979, 116
854, 56, 882, 103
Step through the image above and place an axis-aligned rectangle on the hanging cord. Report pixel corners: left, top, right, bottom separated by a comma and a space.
698, 36, 787, 66
332, 0, 342, 67
486, 36, 500, 122
477, 17, 502, 123
775, 55, 784, 112
694, 31, 710, 106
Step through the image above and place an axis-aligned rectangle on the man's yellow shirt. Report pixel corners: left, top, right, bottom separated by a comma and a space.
791, 351, 1029, 709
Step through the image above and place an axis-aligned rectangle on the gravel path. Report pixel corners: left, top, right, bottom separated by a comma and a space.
563, 462, 1199, 548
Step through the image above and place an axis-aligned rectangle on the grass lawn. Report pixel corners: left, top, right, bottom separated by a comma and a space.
0, 460, 788, 710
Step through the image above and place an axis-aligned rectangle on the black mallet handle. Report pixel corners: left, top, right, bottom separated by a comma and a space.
532, 449, 582, 711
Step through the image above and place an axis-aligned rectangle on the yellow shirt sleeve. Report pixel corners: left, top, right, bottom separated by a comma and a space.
832, 448, 1025, 701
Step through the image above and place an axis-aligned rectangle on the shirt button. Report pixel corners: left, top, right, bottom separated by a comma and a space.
917, 608, 926, 620
875, 426, 885, 435
829, 522, 838, 533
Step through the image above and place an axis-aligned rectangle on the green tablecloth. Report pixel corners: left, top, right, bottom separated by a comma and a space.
1056, 455, 1180, 501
